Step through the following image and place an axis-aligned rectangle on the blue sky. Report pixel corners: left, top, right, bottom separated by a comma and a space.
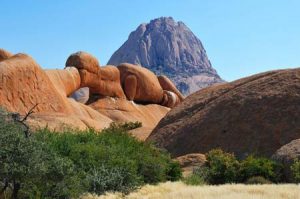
1, 0, 300, 81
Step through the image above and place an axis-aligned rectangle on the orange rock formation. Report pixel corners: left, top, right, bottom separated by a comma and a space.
0, 49, 184, 138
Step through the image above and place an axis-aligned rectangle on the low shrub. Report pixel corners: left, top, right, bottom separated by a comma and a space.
184, 174, 206, 186
205, 149, 239, 184
290, 159, 300, 183
239, 156, 283, 182
107, 121, 142, 131
183, 167, 208, 185
166, 161, 182, 181
245, 176, 272, 184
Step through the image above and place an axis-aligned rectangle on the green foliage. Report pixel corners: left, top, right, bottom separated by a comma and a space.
0, 110, 82, 199
166, 161, 182, 181
239, 156, 282, 182
86, 165, 138, 195
205, 149, 240, 184
290, 158, 300, 183
35, 123, 181, 195
107, 121, 142, 131
183, 167, 208, 185
0, 113, 180, 198
183, 174, 206, 186
192, 149, 284, 185
245, 176, 272, 184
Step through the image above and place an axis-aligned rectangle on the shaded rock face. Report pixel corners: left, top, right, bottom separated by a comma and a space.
147, 68, 300, 158
70, 87, 89, 104
108, 17, 223, 95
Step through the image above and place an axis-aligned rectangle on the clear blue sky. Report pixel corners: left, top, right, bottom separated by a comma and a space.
1, 0, 300, 81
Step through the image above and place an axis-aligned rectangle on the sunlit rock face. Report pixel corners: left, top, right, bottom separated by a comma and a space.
108, 17, 224, 96
0, 49, 184, 140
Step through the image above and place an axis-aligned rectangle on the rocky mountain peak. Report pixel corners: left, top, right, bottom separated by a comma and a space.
108, 17, 223, 95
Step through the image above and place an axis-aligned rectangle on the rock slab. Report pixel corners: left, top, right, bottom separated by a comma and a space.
148, 68, 300, 158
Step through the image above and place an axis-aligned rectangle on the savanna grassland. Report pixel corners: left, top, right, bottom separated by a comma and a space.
83, 182, 300, 199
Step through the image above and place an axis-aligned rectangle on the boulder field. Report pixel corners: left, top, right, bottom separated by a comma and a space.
0, 49, 184, 138
147, 68, 300, 158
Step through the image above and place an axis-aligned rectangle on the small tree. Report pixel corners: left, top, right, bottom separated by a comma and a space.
205, 149, 239, 184
0, 109, 82, 199
0, 111, 42, 198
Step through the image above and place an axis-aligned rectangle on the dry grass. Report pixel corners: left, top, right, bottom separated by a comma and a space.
81, 182, 300, 199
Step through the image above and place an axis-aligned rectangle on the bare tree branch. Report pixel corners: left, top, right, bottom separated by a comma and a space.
21, 103, 39, 122
12, 103, 39, 138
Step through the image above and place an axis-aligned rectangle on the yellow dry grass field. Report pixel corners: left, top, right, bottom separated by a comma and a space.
82, 181, 300, 199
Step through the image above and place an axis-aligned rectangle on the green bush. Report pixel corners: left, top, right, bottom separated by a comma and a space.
205, 149, 239, 184
184, 174, 206, 186
239, 156, 282, 182
245, 176, 272, 184
35, 122, 181, 195
290, 158, 300, 183
0, 110, 181, 198
166, 161, 182, 181
195, 149, 284, 185
183, 167, 208, 185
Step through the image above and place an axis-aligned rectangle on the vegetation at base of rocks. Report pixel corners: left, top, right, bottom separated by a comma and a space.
0, 109, 82, 199
290, 159, 300, 183
245, 176, 272, 184
205, 149, 240, 184
239, 155, 282, 183
0, 109, 181, 199
108, 121, 142, 131
183, 167, 208, 185
183, 149, 284, 185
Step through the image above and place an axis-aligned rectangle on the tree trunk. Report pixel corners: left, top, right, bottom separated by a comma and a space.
12, 180, 20, 199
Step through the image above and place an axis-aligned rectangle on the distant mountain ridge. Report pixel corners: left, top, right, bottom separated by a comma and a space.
108, 17, 224, 95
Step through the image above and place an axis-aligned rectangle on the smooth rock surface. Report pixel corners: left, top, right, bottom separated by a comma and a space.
148, 68, 300, 158
0, 51, 170, 135
118, 63, 164, 104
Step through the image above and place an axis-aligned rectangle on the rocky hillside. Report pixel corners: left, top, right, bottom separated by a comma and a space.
108, 17, 223, 95
147, 68, 300, 158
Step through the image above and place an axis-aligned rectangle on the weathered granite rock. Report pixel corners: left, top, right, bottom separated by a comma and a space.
66, 52, 126, 99
158, 75, 184, 101
148, 68, 300, 158
108, 17, 224, 95
118, 63, 164, 104
272, 139, 300, 181
0, 49, 13, 62
66, 51, 100, 74
0, 49, 175, 137
175, 153, 206, 177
